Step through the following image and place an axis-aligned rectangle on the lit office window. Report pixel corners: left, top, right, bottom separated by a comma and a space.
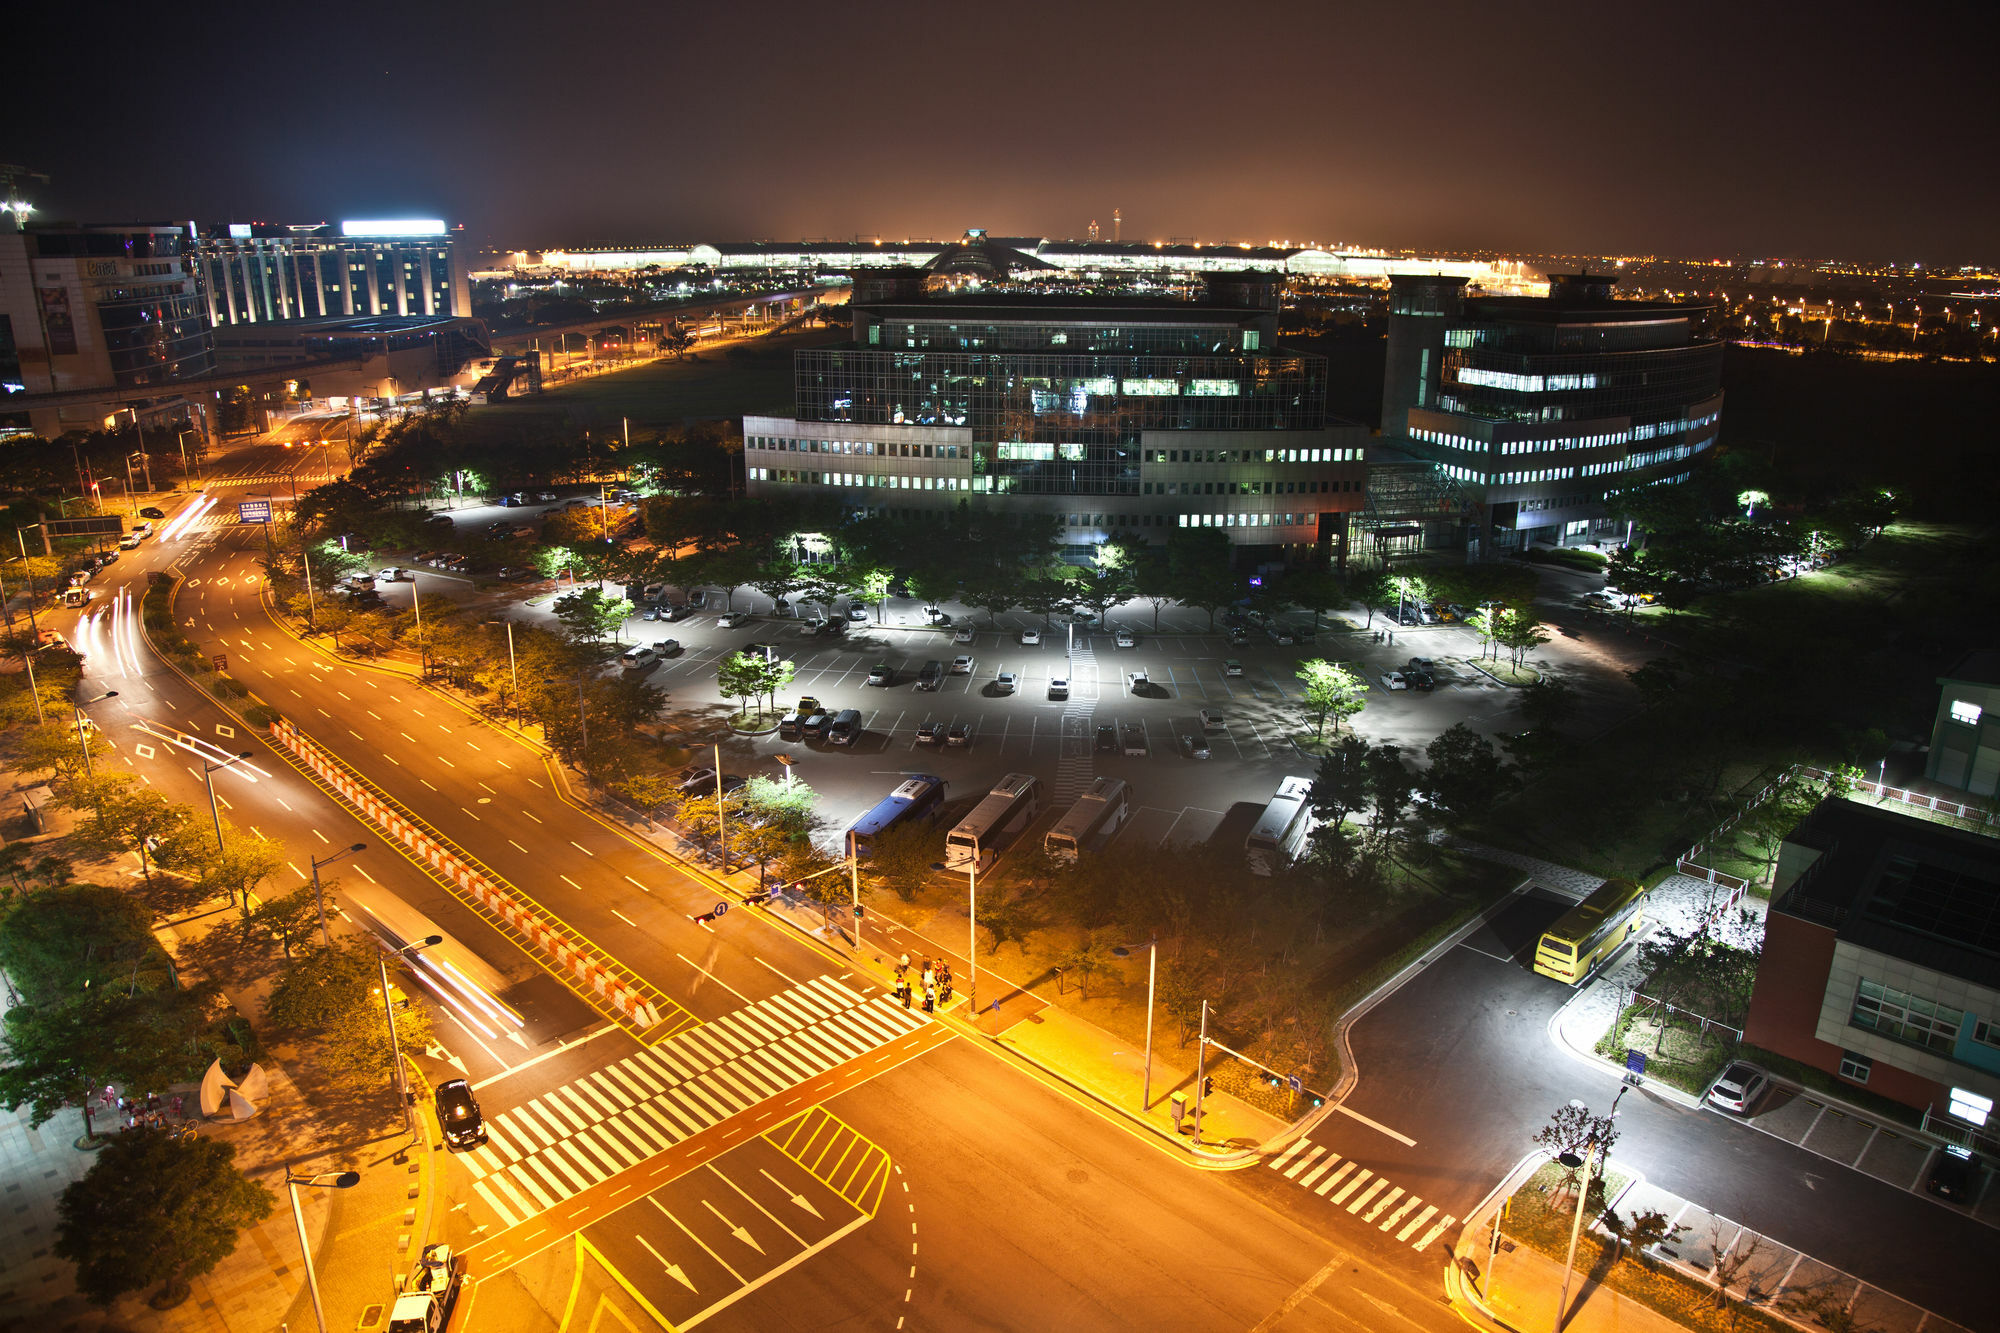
1951, 700, 1983, 725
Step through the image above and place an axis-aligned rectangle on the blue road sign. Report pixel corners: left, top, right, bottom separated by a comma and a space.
237, 499, 272, 524
1287, 1074, 1303, 1093
712, 901, 729, 917
1625, 1049, 1647, 1075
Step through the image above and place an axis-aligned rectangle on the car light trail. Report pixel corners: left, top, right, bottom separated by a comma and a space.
131, 719, 271, 781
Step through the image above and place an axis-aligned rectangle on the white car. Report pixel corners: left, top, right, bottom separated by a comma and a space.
847, 606, 870, 622
715, 611, 749, 628
994, 671, 1019, 694
950, 655, 976, 674
1379, 671, 1409, 691
1114, 629, 1136, 649
1223, 659, 1245, 677
1019, 628, 1042, 646
953, 626, 975, 643
378, 567, 414, 582
1047, 677, 1069, 700
621, 646, 659, 671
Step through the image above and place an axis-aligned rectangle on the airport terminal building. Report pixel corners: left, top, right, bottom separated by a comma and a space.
1379, 272, 1724, 555
745, 263, 1368, 565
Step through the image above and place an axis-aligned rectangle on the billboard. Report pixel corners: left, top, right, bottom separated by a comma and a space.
237, 500, 272, 524
42, 515, 124, 538
38, 288, 76, 356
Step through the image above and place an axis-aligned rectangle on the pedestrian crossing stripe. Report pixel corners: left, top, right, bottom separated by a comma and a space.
763, 1105, 892, 1217
1265, 1138, 1456, 1251
458, 976, 925, 1229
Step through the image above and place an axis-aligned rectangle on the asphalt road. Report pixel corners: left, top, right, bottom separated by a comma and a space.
141, 464, 1468, 1329
1337, 886, 1994, 1329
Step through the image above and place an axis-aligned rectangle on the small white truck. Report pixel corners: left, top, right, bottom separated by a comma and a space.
387, 1243, 462, 1333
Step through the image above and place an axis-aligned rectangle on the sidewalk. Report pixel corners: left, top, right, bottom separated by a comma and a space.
1450, 1155, 1978, 1333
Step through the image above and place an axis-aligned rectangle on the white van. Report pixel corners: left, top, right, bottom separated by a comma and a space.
620, 645, 659, 671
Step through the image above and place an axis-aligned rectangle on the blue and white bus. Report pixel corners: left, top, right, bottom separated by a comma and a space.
847, 775, 948, 857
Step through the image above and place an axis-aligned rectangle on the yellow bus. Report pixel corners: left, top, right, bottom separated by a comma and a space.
1534, 877, 1647, 984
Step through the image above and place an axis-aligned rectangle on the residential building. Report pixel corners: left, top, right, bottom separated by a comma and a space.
1746, 797, 2000, 1140
1926, 650, 2000, 796
743, 263, 1368, 563
1379, 271, 1724, 556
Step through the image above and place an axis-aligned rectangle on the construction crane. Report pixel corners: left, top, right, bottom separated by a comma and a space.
0, 164, 49, 231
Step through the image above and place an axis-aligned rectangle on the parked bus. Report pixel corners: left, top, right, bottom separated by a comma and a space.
1044, 778, 1132, 865
847, 775, 948, 858
1533, 878, 1647, 984
945, 772, 1042, 872
1245, 776, 1316, 876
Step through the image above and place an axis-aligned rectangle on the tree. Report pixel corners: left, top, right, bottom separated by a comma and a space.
10, 718, 111, 785
552, 586, 633, 644
1347, 568, 1395, 629
1284, 569, 1345, 629
1600, 1206, 1686, 1270
1163, 528, 1239, 628
1295, 658, 1367, 738
865, 823, 941, 902
1057, 932, 1115, 999
1308, 734, 1373, 828
1364, 743, 1415, 834
0, 882, 160, 1002
1518, 675, 1580, 735
1494, 608, 1551, 670
1533, 1100, 1620, 1203
266, 940, 433, 1093
149, 823, 285, 917
0, 987, 212, 1141
978, 887, 1043, 953
1423, 723, 1510, 829
718, 651, 790, 715
54, 1129, 274, 1307
244, 885, 324, 961
65, 780, 191, 882
1704, 1227, 1765, 1311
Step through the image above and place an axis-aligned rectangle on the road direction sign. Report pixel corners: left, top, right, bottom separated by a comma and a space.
237, 499, 272, 524
1287, 1074, 1303, 1094
1625, 1049, 1647, 1076
713, 901, 729, 918
43, 516, 124, 538
212, 654, 228, 672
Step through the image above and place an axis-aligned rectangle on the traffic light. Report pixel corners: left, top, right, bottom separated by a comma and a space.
1201, 1076, 1213, 1099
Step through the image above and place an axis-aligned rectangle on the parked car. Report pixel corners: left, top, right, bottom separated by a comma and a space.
1019, 628, 1042, 646
1199, 708, 1225, 730
915, 722, 946, 745
1704, 1061, 1769, 1115
867, 663, 895, 686
1406, 656, 1436, 672
1223, 659, 1245, 677
994, 671, 1018, 694
378, 567, 415, 581
138, 506, 166, 520
795, 695, 825, 716
827, 709, 863, 745
654, 639, 682, 657
1114, 629, 1136, 649
945, 721, 973, 747
1405, 669, 1436, 691
621, 646, 659, 672
1379, 671, 1409, 691
1926, 1147, 1984, 1203
642, 583, 665, 604
663, 604, 693, 622
847, 606, 870, 622
1094, 723, 1117, 753
779, 711, 805, 739
1048, 676, 1069, 700
916, 661, 945, 691
950, 655, 975, 674
117, 534, 141, 550
435, 1079, 485, 1149
674, 765, 717, 794
1228, 627, 1250, 646
1267, 627, 1296, 646
953, 626, 975, 643
1121, 722, 1148, 756
1179, 733, 1211, 759
423, 514, 454, 529
536, 490, 558, 502
716, 611, 750, 628
800, 712, 832, 740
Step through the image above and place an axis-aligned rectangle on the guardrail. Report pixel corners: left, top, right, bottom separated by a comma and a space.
265, 718, 679, 1035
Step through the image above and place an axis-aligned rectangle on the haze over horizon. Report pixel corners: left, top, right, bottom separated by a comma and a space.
8, 0, 1994, 265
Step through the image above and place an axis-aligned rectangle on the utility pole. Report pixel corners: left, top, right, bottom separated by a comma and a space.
966, 853, 978, 1021
712, 743, 726, 868
1193, 999, 1210, 1143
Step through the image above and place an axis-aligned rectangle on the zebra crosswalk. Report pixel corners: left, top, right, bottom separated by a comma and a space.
457, 974, 926, 1229
1265, 1137, 1457, 1252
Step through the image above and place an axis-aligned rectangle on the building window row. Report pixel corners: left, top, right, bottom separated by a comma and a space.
751, 468, 971, 491
1850, 978, 1960, 1054
748, 435, 966, 460
1144, 479, 1348, 496
1145, 446, 1360, 464
1413, 415, 1718, 458
1177, 512, 1316, 530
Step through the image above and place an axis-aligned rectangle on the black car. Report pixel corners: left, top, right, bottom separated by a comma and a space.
1094, 723, 1118, 753
1927, 1148, 1984, 1203
1405, 669, 1436, 691
435, 1079, 485, 1149
138, 506, 166, 520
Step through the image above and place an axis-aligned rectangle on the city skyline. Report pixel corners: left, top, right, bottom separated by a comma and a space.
7, 0, 1994, 264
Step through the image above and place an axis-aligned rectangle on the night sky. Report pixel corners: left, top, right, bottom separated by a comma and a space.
10, 0, 1993, 261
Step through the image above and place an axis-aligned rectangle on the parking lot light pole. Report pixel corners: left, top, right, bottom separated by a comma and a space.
378, 935, 442, 1135
285, 1166, 360, 1333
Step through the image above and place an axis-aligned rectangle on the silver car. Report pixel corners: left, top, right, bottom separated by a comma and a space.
1705, 1061, 1769, 1115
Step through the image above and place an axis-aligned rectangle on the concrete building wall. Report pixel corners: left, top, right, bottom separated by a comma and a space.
1926, 677, 2000, 794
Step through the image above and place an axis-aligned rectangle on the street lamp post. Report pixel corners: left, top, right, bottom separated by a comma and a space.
284, 1166, 361, 1333
309, 843, 367, 949
1553, 1086, 1627, 1332
1112, 938, 1160, 1108
73, 690, 117, 777
378, 934, 442, 1135
16, 528, 41, 639
201, 750, 255, 858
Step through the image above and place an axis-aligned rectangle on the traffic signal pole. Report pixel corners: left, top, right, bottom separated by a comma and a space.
1193, 999, 1209, 1143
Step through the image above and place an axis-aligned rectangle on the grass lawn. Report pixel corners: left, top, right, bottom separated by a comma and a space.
1595, 1006, 1738, 1097
460, 327, 844, 443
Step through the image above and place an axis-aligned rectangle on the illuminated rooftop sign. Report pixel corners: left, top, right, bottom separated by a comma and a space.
340, 219, 447, 237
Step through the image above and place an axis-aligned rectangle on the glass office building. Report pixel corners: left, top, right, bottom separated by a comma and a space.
749, 270, 1367, 562
1381, 272, 1724, 553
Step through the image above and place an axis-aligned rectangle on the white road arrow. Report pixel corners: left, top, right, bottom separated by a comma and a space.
761, 1169, 822, 1219
637, 1236, 696, 1292
703, 1200, 765, 1254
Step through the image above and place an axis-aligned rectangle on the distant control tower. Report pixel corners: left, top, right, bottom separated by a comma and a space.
1088, 218, 1099, 243
1113, 208, 1121, 242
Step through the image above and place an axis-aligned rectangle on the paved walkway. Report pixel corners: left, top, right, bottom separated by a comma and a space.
1441, 838, 1606, 897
